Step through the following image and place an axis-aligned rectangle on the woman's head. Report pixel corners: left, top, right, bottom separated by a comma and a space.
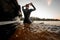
25, 4, 29, 9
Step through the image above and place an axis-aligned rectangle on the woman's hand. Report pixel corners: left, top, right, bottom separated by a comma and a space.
29, 3, 33, 5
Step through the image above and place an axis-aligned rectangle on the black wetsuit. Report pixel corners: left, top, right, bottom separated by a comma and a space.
22, 4, 36, 24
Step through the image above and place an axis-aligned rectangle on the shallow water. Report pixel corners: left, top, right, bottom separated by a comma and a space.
20, 21, 60, 33
21, 21, 60, 26
9, 21, 60, 40
33, 21, 60, 26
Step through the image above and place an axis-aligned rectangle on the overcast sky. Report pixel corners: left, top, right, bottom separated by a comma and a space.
17, 0, 60, 19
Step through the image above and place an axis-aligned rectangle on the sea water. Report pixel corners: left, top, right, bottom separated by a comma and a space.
33, 21, 60, 26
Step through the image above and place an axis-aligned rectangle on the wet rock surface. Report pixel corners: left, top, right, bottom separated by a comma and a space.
9, 23, 60, 40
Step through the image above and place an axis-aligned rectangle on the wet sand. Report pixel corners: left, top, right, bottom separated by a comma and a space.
9, 23, 60, 40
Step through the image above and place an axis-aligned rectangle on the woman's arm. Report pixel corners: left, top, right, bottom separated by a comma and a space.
29, 3, 36, 11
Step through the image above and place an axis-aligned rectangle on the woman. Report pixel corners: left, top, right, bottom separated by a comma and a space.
22, 3, 36, 24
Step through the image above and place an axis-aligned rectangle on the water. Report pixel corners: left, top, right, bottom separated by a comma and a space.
33, 21, 60, 33
20, 21, 60, 33
20, 21, 60, 26
33, 21, 60, 26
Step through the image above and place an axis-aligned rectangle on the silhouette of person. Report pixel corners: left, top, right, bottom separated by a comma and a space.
0, 0, 21, 40
22, 3, 36, 25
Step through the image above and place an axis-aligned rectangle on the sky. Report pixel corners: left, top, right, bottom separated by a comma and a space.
17, 0, 60, 19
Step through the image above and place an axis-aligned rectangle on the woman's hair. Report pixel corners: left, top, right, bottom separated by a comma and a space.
25, 4, 29, 7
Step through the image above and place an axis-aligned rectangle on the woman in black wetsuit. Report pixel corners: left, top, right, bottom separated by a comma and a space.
22, 3, 36, 24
